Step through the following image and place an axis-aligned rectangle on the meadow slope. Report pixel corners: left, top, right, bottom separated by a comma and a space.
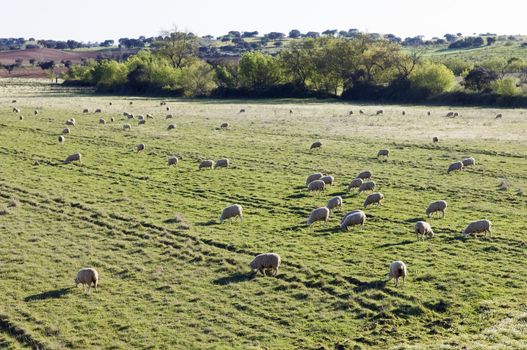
0, 81, 526, 349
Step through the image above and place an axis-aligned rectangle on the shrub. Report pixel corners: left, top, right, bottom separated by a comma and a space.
491, 77, 520, 96
410, 61, 456, 95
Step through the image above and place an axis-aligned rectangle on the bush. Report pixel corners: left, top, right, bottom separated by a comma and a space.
178, 60, 217, 97
409, 62, 456, 95
491, 77, 520, 96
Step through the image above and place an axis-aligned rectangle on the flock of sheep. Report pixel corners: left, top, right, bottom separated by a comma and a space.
10, 102, 499, 290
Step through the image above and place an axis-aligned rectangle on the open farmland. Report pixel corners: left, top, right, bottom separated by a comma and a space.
0, 80, 526, 349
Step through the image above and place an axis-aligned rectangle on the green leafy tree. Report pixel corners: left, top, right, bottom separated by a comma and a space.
238, 52, 282, 90
178, 60, 217, 96
214, 61, 240, 89
154, 28, 199, 69
410, 61, 456, 95
491, 77, 520, 96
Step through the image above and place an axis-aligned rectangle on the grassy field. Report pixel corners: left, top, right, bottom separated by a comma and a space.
0, 80, 526, 349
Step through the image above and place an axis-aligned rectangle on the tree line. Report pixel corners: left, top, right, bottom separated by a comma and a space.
63, 30, 527, 106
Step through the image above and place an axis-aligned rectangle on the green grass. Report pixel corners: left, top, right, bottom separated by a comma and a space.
0, 80, 526, 349
418, 42, 527, 62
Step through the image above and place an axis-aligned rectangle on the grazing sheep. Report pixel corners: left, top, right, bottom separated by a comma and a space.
289, 109, 293, 114
427, 111, 431, 116
168, 156, 179, 166
306, 173, 323, 185
359, 110, 365, 114
123, 112, 130, 117
99, 118, 106, 125
95, 109, 102, 113
364, 192, 384, 208
138, 119, 146, 125
307, 207, 330, 226
220, 122, 229, 129
109, 102, 112, 106
137, 115, 145, 121
377, 149, 389, 158
166, 114, 173, 119
136, 143, 145, 152
415, 221, 434, 240
75, 268, 99, 292
249, 253, 281, 276
58, 135, 65, 143
388, 261, 407, 287
220, 204, 243, 223
495, 113, 502, 119
310, 141, 322, 149
34, 110, 38, 115
215, 158, 229, 169
123, 124, 131, 130
462, 219, 492, 238
357, 170, 372, 180
19, 115, 24, 120
446, 112, 454, 117
447, 161, 463, 174
11, 100, 16, 103
199, 159, 214, 170
65, 119, 75, 126
426, 200, 448, 218
376, 110, 384, 115
64, 152, 82, 164
239, 109, 245, 113
327, 196, 343, 211
63, 127, 70, 134
320, 175, 334, 186
433, 136, 439, 143
110, 117, 115, 122
358, 181, 376, 193
307, 179, 325, 192
146, 114, 153, 119
349, 110, 353, 115
167, 124, 176, 130
402, 110, 406, 116
462, 157, 476, 167
160, 102, 166, 106
347, 178, 363, 191
129, 101, 133, 105
453, 112, 459, 117
13, 107, 20, 113
340, 210, 366, 231
166, 106, 170, 111
127, 114, 134, 120
83, 109, 89, 113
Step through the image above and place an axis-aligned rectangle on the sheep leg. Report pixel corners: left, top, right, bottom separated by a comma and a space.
441, 210, 445, 218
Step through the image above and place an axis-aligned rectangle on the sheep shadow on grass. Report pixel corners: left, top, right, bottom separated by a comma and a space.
285, 193, 307, 200
196, 220, 217, 226
376, 239, 414, 248
404, 217, 424, 223
353, 279, 388, 293
213, 272, 257, 285
24, 287, 74, 302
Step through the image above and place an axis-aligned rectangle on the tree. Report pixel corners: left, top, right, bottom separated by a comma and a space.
214, 61, 240, 89
29, 58, 36, 66
444, 34, 457, 42
491, 77, 520, 96
15, 58, 23, 67
322, 29, 338, 37
154, 28, 199, 69
178, 60, 217, 96
38, 61, 55, 70
241, 31, 258, 38
289, 30, 301, 39
266, 32, 285, 40
1, 64, 16, 74
486, 37, 496, 46
238, 52, 282, 90
409, 61, 456, 95
101, 40, 115, 47
463, 67, 498, 91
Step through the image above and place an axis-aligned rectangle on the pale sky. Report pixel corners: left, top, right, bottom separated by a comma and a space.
1, 0, 526, 42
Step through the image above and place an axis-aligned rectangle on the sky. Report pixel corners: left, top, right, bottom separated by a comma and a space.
1, 0, 526, 42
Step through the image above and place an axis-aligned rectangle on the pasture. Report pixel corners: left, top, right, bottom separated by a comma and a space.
0, 80, 526, 349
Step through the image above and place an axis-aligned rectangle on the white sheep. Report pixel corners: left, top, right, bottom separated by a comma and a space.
64, 152, 82, 164
402, 111, 406, 116
199, 160, 214, 170
347, 178, 363, 191
427, 111, 431, 116
83, 109, 89, 113
415, 221, 434, 240
136, 143, 145, 152
220, 204, 243, 223
166, 114, 173, 119
462, 157, 476, 167
34, 110, 39, 115
307, 179, 325, 192
364, 192, 384, 208
95, 109, 102, 113
462, 220, 492, 238
340, 210, 366, 231
426, 200, 447, 218
495, 113, 502, 119
99, 118, 106, 125
63, 127, 70, 134
306, 173, 323, 186
447, 161, 463, 174
123, 124, 131, 130
13, 107, 20, 113
138, 119, 146, 125
307, 207, 330, 226
167, 124, 176, 130
215, 158, 229, 169
376, 110, 384, 115
357, 170, 372, 180
388, 261, 407, 287
168, 156, 178, 166
220, 122, 229, 129
432, 137, 439, 143
249, 253, 281, 276
327, 196, 343, 211
146, 114, 153, 119
358, 181, 376, 193
110, 117, 115, 122
75, 268, 99, 292
65, 119, 75, 126
58, 135, 65, 143
320, 175, 334, 186
310, 141, 322, 149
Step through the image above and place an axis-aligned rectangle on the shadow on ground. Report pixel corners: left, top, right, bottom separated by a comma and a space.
24, 287, 74, 302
